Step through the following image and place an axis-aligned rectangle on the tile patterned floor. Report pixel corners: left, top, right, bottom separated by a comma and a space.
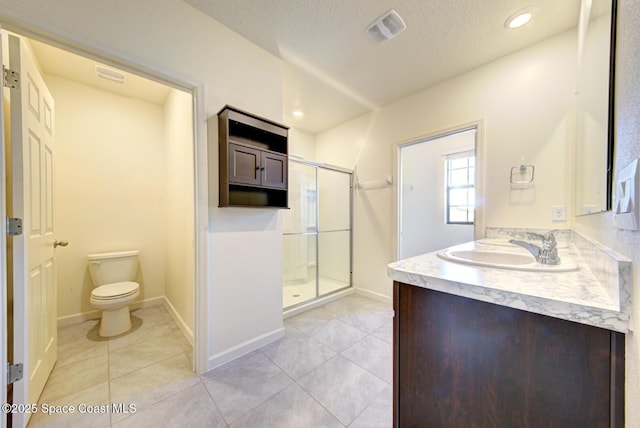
28, 295, 393, 427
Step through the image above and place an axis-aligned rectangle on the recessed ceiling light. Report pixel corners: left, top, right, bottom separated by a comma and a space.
293, 110, 304, 118
505, 8, 534, 29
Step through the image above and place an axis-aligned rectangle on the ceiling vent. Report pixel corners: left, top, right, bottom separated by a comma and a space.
95, 65, 127, 84
367, 9, 407, 44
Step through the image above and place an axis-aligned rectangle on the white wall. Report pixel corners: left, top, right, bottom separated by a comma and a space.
49, 75, 166, 320
574, 0, 640, 425
0, 0, 286, 371
164, 88, 195, 333
288, 127, 315, 159
400, 130, 475, 259
316, 29, 577, 299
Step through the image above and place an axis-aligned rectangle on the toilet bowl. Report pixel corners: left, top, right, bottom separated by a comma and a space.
88, 250, 140, 337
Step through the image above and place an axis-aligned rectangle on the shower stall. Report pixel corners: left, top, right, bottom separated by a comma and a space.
282, 157, 353, 309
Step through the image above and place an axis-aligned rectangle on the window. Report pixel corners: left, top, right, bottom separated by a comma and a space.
445, 150, 475, 224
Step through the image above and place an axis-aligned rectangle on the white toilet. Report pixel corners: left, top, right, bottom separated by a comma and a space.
88, 250, 140, 337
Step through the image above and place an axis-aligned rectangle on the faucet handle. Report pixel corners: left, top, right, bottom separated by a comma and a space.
515, 231, 561, 265
542, 231, 557, 244
524, 232, 546, 242
524, 231, 556, 244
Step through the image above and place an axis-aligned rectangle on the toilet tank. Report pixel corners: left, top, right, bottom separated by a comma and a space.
88, 250, 139, 286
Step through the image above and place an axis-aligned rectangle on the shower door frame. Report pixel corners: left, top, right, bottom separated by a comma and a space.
283, 155, 354, 310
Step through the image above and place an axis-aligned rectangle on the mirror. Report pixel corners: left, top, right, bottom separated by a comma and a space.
574, 0, 617, 215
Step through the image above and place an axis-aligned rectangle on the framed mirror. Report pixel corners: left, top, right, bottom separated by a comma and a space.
574, 0, 617, 215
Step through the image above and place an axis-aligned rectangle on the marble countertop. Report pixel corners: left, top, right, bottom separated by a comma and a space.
388, 235, 632, 333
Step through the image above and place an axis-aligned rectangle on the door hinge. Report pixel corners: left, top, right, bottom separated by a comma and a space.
3, 66, 19, 89
7, 363, 23, 385
6, 217, 23, 236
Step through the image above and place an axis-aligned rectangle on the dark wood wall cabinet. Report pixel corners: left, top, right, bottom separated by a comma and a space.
218, 105, 289, 208
393, 281, 624, 428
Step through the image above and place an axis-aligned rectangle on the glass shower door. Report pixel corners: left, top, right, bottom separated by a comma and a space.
317, 168, 352, 297
282, 162, 317, 308
283, 159, 352, 309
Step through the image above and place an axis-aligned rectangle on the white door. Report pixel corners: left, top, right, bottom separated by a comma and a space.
7, 33, 57, 422
1, 29, 9, 428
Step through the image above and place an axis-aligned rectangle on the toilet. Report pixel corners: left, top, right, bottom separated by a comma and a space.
88, 250, 140, 337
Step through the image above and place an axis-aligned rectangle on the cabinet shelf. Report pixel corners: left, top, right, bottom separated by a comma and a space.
217, 105, 289, 208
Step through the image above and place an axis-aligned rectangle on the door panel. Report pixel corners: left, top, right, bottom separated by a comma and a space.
318, 168, 351, 232
317, 168, 351, 297
318, 230, 350, 296
29, 133, 41, 234
261, 152, 287, 189
282, 162, 316, 234
282, 234, 317, 308
228, 143, 260, 186
282, 162, 317, 309
8, 34, 57, 416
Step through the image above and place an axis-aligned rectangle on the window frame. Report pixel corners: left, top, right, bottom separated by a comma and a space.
445, 151, 475, 225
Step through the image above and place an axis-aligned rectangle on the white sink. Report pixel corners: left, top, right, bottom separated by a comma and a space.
444, 250, 535, 265
437, 244, 579, 272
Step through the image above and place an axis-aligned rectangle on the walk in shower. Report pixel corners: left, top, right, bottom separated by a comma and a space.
282, 157, 353, 309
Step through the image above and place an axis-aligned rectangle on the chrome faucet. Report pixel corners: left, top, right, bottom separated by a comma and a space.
509, 232, 561, 265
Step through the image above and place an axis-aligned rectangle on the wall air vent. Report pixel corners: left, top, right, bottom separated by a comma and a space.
367, 9, 407, 44
95, 65, 127, 84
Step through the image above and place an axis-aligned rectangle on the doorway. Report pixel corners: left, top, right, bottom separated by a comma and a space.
282, 158, 353, 310
3, 31, 198, 425
398, 127, 477, 259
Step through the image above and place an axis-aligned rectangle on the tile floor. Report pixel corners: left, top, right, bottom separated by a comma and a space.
28, 295, 393, 427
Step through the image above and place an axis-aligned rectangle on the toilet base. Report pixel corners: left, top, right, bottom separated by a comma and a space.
98, 305, 132, 337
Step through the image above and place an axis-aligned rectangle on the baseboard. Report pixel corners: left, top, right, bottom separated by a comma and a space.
355, 287, 392, 303
207, 327, 285, 371
56, 296, 165, 327
162, 297, 194, 346
131, 296, 166, 311
57, 310, 101, 326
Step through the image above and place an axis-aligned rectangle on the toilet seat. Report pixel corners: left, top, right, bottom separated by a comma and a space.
91, 281, 139, 300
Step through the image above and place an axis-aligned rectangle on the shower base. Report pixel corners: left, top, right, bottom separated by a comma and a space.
283, 277, 350, 309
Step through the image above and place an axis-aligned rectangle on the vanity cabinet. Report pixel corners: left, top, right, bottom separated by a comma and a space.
218, 105, 288, 208
393, 281, 624, 428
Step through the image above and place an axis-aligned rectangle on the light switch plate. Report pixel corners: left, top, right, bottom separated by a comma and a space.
614, 158, 639, 230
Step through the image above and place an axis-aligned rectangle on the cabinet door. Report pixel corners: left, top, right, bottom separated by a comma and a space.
261, 151, 287, 189
229, 143, 261, 186
393, 282, 624, 428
